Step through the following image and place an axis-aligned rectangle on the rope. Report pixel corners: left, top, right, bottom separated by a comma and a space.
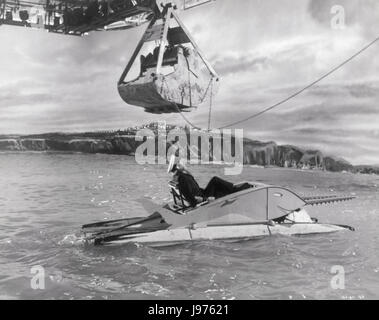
183, 50, 193, 108
172, 102, 202, 130
202, 76, 214, 102
161, 76, 201, 130
172, 77, 215, 131
207, 80, 213, 131
217, 35, 379, 129
173, 78, 216, 131
160, 50, 217, 131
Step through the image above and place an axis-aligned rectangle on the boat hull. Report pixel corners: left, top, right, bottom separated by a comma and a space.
82, 183, 355, 247
93, 223, 349, 246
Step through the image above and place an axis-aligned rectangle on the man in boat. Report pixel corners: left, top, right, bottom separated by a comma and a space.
169, 161, 251, 208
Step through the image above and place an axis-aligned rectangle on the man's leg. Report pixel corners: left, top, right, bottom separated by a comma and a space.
233, 183, 251, 193
204, 177, 235, 198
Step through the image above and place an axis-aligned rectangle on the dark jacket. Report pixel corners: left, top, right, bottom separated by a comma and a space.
176, 171, 203, 207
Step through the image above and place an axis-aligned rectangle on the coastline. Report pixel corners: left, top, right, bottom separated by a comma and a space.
0, 130, 378, 175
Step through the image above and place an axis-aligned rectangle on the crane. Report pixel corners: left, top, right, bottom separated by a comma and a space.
0, 0, 219, 115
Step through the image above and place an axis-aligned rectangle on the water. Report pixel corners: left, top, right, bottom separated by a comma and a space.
0, 152, 378, 300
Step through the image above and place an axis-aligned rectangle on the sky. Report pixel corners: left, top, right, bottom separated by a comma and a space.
0, 0, 379, 165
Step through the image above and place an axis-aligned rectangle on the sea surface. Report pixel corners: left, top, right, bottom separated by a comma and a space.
0, 152, 378, 300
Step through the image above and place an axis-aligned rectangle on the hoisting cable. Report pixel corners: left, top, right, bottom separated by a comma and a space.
161, 74, 202, 130
207, 79, 213, 131
172, 77, 215, 131
169, 51, 216, 131
217, 35, 379, 129
172, 102, 202, 130
184, 50, 193, 108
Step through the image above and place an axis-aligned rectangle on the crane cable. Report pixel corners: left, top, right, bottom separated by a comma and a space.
173, 77, 215, 132
207, 79, 213, 131
173, 102, 201, 130
217, 34, 379, 130
168, 51, 216, 131
174, 78, 214, 132
182, 50, 215, 131
161, 71, 202, 130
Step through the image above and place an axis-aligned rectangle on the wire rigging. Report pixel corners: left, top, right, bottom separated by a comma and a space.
216, 34, 379, 129
207, 79, 213, 131
172, 102, 201, 130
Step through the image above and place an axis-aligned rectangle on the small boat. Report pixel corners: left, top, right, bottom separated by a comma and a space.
82, 181, 355, 246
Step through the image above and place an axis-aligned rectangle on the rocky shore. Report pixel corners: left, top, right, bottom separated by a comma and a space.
0, 134, 139, 155
0, 132, 377, 174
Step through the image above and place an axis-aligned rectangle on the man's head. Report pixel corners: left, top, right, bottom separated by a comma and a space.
167, 155, 186, 175
170, 163, 186, 175
170, 164, 178, 174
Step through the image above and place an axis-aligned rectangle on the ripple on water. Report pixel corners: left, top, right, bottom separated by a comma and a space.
1, 153, 379, 299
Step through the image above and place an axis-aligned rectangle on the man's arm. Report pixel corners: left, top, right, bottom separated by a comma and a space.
178, 175, 201, 207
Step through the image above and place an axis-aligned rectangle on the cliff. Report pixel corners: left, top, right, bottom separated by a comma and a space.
323, 156, 354, 172
0, 132, 373, 174
0, 135, 141, 155
0, 138, 47, 151
243, 140, 278, 166
354, 165, 379, 175
242, 141, 327, 170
